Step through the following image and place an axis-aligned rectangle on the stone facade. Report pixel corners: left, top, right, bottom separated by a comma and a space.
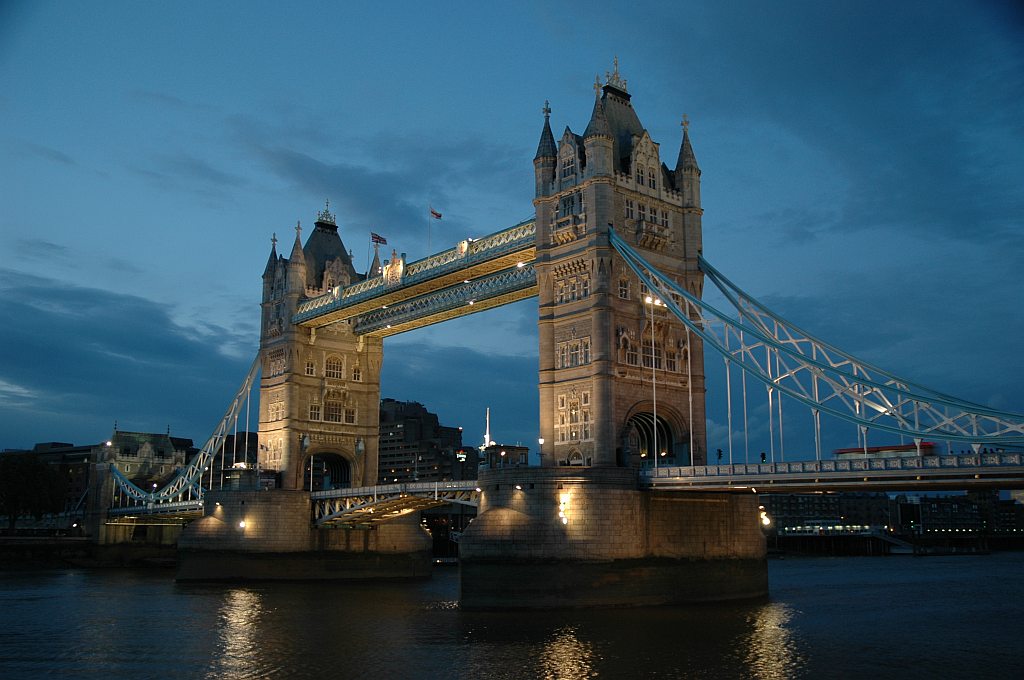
460, 467, 767, 607
534, 63, 707, 469
177, 488, 432, 580
258, 204, 383, 490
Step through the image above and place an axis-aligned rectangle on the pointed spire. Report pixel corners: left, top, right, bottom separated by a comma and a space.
369, 242, 382, 278
534, 100, 557, 160
584, 83, 611, 139
289, 221, 306, 266
676, 115, 700, 173
262, 232, 278, 278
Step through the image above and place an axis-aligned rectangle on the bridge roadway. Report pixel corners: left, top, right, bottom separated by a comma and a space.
310, 451, 1024, 527
104, 453, 1024, 526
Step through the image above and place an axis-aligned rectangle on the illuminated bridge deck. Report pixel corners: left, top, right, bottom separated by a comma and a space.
642, 453, 1024, 493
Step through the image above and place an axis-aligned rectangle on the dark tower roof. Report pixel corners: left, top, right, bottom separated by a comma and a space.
302, 200, 359, 289
597, 61, 645, 172
534, 100, 557, 160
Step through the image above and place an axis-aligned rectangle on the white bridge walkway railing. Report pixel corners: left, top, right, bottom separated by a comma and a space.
643, 452, 1024, 491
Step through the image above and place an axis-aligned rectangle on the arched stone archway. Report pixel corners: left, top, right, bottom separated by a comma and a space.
621, 411, 691, 468
303, 451, 352, 491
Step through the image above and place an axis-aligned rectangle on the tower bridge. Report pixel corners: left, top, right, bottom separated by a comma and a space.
87, 63, 1024, 606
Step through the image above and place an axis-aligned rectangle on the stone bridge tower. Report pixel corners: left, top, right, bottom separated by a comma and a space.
258, 203, 383, 490
534, 63, 707, 468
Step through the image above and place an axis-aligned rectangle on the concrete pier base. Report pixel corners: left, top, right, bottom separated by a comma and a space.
459, 468, 767, 608
176, 489, 432, 581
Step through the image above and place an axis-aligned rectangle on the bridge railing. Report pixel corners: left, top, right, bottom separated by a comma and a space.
642, 452, 1023, 480
311, 479, 480, 500
293, 219, 535, 324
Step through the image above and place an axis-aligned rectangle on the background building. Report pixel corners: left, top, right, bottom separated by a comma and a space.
378, 398, 470, 483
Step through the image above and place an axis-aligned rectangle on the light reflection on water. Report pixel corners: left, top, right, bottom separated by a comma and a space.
210, 589, 265, 679
539, 626, 596, 680
1, 554, 1023, 679
744, 602, 804, 679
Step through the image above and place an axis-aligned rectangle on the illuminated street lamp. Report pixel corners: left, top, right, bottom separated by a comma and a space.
645, 295, 660, 469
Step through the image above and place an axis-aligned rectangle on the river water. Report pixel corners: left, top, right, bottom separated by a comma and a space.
1, 553, 1022, 679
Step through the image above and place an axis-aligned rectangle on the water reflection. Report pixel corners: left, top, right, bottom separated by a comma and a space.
539, 626, 597, 680
744, 602, 805, 679
211, 588, 265, 679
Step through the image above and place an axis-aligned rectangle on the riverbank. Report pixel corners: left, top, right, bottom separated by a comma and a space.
0, 537, 176, 569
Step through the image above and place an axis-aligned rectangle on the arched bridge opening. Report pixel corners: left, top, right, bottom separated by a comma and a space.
304, 452, 351, 492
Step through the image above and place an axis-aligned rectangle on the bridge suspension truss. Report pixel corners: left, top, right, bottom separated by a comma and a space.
608, 229, 1024, 463
107, 355, 262, 517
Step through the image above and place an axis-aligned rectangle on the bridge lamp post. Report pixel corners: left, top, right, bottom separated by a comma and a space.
645, 295, 661, 469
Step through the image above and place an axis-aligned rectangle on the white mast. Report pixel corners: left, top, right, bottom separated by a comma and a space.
481, 407, 492, 450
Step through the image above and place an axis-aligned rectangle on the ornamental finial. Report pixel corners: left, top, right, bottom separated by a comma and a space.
682, 114, 690, 132
317, 199, 336, 225
593, 75, 602, 97
605, 56, 628, 92
296, 220, 302, 238
542, 100, 551, 119
271, 232, 277, 248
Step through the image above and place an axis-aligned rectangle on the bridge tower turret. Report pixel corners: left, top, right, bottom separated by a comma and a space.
257, 203, 383, 491
533, 100, 557, 199
534, 62, 707, 468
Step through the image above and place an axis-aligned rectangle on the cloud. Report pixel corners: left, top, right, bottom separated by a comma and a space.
14, 238, 72, 262
654, 3, 1024, 243
381, 343, 538, 450
0, 269, 251, 448
127, 89, 206, 111
227, 111, 533, 251
129, 152, 248, 200
18, 142, 77, 167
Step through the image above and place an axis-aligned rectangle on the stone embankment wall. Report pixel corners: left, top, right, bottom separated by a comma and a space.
459, 467, 767, 608
176, 489, 432, 581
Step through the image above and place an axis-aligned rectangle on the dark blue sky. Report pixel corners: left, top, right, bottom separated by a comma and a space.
1, 1, 1022, 456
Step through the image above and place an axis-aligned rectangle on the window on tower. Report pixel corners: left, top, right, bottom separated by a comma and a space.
618, 278, 631, 300
635, 164, 644, 185
624, 199, 634, 219
325, 356, 344, 379
648, 168, 657, 189
561, 153, 576, 179
324, 400, 343, 423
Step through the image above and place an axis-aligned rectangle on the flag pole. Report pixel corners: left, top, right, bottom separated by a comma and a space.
365, 232, 372, 277
427, 204, 432, 254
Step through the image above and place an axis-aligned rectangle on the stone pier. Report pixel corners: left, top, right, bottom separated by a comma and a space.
176, 488, 432, 581
459, 467, 767, 608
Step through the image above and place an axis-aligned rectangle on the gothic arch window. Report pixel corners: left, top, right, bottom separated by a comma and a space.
352, 365, 362, 382
635, 164, 644, 185
618, 278, 631, 300
648, 167, 657, 189
625, 340, 639, 366
305, 359, 316, 376
642, 340, 663, 369
324, 392, 344, 422
325, 355, 344, 379
561, 152, 576, 179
